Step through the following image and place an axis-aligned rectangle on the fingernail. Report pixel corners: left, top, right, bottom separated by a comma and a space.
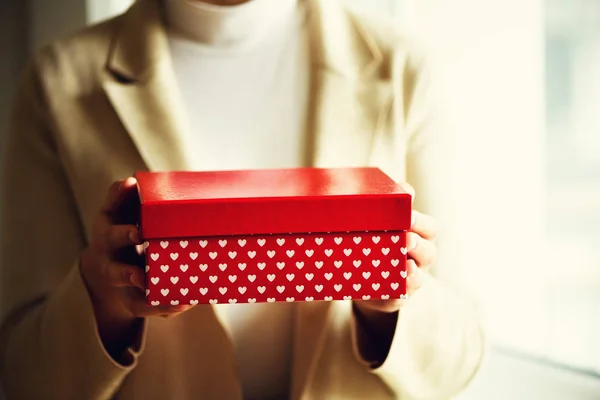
408, 234, 418, 251
411, 211, 417, 229
129, 229, 141, 244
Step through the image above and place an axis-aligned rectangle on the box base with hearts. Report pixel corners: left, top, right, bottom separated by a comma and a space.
145, 231, 408, 305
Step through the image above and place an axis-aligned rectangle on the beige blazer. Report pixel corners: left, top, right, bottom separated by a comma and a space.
0, 0, 484, 399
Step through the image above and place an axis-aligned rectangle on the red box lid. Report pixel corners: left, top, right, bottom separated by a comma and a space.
135, 168, 411, 239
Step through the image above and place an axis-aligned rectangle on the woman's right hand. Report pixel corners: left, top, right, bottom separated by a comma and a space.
80, 177, 192, 359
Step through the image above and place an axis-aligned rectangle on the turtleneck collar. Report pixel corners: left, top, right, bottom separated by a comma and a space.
163, 0, 299, 49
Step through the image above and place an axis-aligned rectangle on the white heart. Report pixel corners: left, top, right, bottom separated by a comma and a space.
160, 265, 169, 273
372, 236, 381, 244
180, 240, 188, 248
199, 264, 208, 272
267, 298, 276, 303
199, 240, 208, 248
306, 249, 314, 257
305, 273, 314, 281
238, 239, 247, 247
277, 238, 285, 246
258, 286, 266, 294
228, 251, 237, 259
315, 261, 323, 269
286, 274, 295, 281
391, 259, 400, 267
238, 287, 247, 294
209, 299, 218, 304
145, 289, 150, 296
200, 288, 208, 295
353, 260, 361, 268
189, 252, 198, 260
343, 295, 352, 300
381, 294, 390, 300
296, 285, 304, 293
296, 261, 304, 269
248, 275, 256, 282
228, 275, 237, 283
170, 253, 179, 261
296, 238, 304, 246
315, 285, 324, 293
277, 286, 285, 293
324, 296, 333, 301
209, 252, 218, 260
267, 274, 276, 282
257, 262, 266, 270
372, 260, 381, 267
372, 283, 380, 291
334, 284, 343, 292
391, 282, 400, 290
219, 287, 227, 295
353, 237, 362, 244
248, 251, 257, 259
382, 248, 390, 255
343, 249, 352, 256
151, 277, 160, 285
238, 263, 246, 271
161, 288, 169, 296
391, 236, 400, 243
229, 299, 237, 304
362, 272, 371, 279
267, 250, 276, 258
219, 240, 227, 247
257, 239, 266, 247
382, 271, 390, 279
286, 250, 295, 258
170, 277, 179, 284
180, 264, 188, 272
362, 295, 371, 300
160, 241, 169, 249
286, 297, 295, 302
190, 299, 199, 305
353, 284, 361, 291
145, 265, 150, 273
143, 241, 150, 250
334, 260, 343, 268
219, 263, 227, 271
151, 301, 160, 306
400, 247, 408, 255
324, 249, 333, 257
190, 276, 198, 284
315, 237, 324, 245
151, 253, 159, 261
324, 273, 333, 281
400, 294, 409, 300
362, 248, 371, 256
334, 237, 343, 245
171, 300, 179, 306
400, 271, 408, 279
248, 298, 257, 303
277, 262, 285, 270
209, 276, 218, 283
305, 296, 314, 302
343, 272, 352, 280
180, 288, 189, 296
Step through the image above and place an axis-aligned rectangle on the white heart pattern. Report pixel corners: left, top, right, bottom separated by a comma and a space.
170, 277, 179, 284
400, 271, 408, 279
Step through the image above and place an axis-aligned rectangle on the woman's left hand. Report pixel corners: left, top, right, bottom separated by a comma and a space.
354, 191, 438, 314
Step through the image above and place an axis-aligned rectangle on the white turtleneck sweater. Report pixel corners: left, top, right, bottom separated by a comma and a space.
164, 1, 309, 399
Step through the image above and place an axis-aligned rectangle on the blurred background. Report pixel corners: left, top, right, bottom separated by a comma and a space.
1, 0, 599, 398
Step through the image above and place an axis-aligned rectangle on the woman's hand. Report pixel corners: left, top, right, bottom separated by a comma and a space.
354, 185, 438, 314
80, 177, 193, 359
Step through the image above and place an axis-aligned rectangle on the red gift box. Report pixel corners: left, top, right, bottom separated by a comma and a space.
137, 168, 411, 306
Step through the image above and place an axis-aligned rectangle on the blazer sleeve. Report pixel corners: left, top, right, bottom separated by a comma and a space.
353, 52, 487, 399
0, 56, 143, 400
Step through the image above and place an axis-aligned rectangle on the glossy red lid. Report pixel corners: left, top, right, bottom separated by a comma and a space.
135, 168, 411, 239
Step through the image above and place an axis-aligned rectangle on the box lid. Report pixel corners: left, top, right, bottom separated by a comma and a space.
135, 167, 411, 239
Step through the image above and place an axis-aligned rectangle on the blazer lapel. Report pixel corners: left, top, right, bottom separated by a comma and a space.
102, 0, 193, 172
291, 1, 393, 399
